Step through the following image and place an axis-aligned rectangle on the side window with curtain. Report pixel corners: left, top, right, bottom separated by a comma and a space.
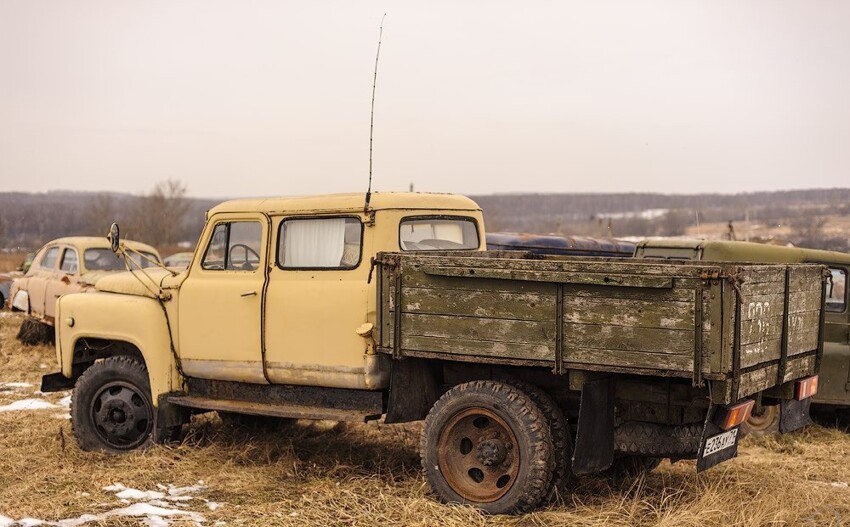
827, 267, 847, 313
201, 221, 263, 271
279, 217, 362, 269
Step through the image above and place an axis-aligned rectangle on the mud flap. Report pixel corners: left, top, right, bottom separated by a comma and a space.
779, 397, 812, 433
572, 377, 615, 475
697, 403, 741, 472
40, 372, 75, 393
384, 358, 440, 424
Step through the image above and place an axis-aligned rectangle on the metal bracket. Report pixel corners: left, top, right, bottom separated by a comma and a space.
777, 267, 791, 385
554, 283, 565, 375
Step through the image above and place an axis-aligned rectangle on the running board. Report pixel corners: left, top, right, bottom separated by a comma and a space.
167, 395, 382, 423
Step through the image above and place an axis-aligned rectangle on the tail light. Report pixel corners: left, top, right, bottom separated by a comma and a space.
717, 399, 755, 431
795, 375, 819, 400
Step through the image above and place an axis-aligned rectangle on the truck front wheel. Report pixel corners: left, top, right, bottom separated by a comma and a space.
71, 356, 155, 454
420, 380, 554, 514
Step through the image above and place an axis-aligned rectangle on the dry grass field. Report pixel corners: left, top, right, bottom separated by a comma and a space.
1, 311, 849, 527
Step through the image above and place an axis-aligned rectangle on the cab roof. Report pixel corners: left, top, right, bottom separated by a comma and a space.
636, 238, 850, 265
45, 237, 160, 257
208, 192, 482, 216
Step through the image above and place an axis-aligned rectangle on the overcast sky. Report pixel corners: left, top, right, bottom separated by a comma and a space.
1, 1, 849, 199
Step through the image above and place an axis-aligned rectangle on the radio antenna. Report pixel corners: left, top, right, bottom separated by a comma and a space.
365, 14, 386, 211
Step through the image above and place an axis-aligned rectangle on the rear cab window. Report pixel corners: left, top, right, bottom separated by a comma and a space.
827, 267, 847, 313
278, 217, 363, 270
399, 216, 480, 251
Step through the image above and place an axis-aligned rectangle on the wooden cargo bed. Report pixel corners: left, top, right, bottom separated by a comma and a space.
376, 251, 827, 404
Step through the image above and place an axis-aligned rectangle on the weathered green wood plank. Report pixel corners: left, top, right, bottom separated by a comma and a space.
421, 265, 674, 288
401, 287, 555, 321
562, 348, 694, 371
401, 313, 555, 345
564, 323, 695, 355
563, 296, 694, 330
400, 335, 553, 361
401, 270, 559, 294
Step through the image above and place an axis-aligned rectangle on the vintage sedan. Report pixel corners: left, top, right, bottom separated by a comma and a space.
9, 236, 162, 328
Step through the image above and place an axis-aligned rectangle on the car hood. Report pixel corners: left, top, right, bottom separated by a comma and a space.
94, 268, 188, 297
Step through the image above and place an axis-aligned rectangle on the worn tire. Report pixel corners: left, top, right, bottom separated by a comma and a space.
71, 356, 156, 454
740, 404, 780, 437
16, 318, 54, 346
499, 379, 571, 500
421, 380, 554, 514
614, 421, 703, 458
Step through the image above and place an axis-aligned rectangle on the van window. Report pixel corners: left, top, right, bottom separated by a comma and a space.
827, 268, 847, 313
399, 216, 479, 251
279, 217, 362, 269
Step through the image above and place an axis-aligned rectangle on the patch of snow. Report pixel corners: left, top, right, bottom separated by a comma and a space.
0, 514, 14, 527
831, 481, 848, 488
206, 503, 220, 511
57, 396, 71, 408
167, 484, 206, 497
0, 382, 33, 389
52, 413, 71, 420
39, 364, 48, 369
0, 399, 59, 412
115, 489, 165, 501
18, 519, 44, 527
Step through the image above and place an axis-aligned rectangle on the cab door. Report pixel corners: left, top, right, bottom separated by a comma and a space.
44, 246, 80, 320
178, 213, 269, 384
27, 245, 60, 320
263, 214, 373, 389
818, 266, 850, 404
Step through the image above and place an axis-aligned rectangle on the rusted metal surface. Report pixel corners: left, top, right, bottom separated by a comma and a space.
437, 407, 520, 503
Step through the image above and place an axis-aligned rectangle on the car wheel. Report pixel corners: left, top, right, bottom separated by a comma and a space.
71, 356, 156, 454
421, 380, 554, 514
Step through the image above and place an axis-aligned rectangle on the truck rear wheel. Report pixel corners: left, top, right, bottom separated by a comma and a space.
499, 378, 571, 501
740, 404, 780, 437
421, 380, 554, 514
71, 356, 155, 454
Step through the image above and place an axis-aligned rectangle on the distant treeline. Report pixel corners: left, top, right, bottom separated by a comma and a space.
1, 187, 849, 252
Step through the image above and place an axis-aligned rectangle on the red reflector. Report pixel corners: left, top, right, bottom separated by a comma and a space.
720, 399, 755, 431
795, 375, 819, 400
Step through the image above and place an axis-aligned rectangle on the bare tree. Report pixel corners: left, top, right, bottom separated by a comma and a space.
129, 179, 189, 246
82, 193, 118, 236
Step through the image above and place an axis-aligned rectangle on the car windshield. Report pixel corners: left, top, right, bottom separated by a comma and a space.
84, 249, 160, 271
399, 217, 480, 251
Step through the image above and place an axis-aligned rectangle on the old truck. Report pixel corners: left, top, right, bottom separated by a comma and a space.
40, 193, 826, 514
635, 239, 849, 433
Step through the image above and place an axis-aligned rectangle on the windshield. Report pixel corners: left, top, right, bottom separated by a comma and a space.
399, 217, 480, 251
84, 248, 161, 271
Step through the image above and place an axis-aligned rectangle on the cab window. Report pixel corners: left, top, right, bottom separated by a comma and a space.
38, 247, 60, 270
399, 216, 479, 251
60, 248, 79, 274
278, 217, 362, 269
201, 221, 263, 271
827, 268, 847, 313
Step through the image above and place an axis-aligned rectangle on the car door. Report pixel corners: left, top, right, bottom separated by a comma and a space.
178, 213, 269, 384
263, 214, 372, 389
44, 247, 81, 320
818, 266, 850, 404
27, 246, 60, 320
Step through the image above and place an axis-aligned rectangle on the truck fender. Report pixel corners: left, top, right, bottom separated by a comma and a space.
57, 292, 181, 405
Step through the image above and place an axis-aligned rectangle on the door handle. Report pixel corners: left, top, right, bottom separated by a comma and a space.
240, 291, 257, 297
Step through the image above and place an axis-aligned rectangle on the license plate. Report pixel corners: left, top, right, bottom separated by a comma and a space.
703, 428, 738, 457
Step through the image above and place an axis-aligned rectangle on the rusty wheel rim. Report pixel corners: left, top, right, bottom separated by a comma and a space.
437, 407, 520, 503
746, 405, 779, 432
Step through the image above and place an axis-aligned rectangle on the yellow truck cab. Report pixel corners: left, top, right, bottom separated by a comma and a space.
41, 196, 827, 514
